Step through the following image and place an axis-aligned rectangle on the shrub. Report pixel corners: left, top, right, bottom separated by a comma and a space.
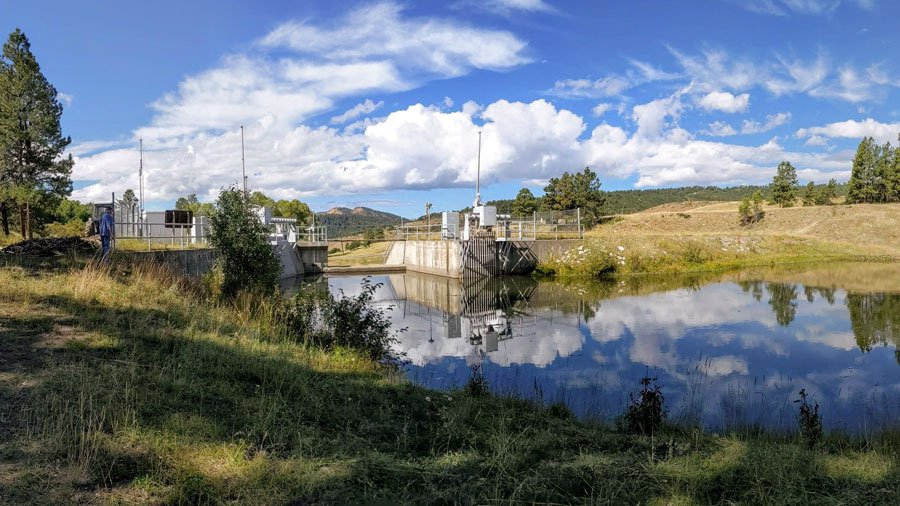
282, 277, 403, 367
465, 364, 489, 396
208, 186, 281, 298
795, 389, 822, 448
619, 376, 667, 435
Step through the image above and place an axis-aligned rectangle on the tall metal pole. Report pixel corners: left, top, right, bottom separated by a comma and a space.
475, 131, 482, 207
138, 139, 144, 213
240, 126, 247, 194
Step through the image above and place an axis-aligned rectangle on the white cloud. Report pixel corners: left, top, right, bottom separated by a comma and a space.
551, 76, 630, 99
698, 91, 750, 113
443, 96, 455, 108
591, 103, 612, 117
135, 2, 529, 143
796, 118, 900, 144
805, 135, 829, 146
330, 99, 383, 124
738, 0, 842, 16
627, 59, 682, 82
259, 2, 529, 75
457, 0, 555, 16
741, 112, 791, 134
705, 121, 738, 137
58, 92, 74, 107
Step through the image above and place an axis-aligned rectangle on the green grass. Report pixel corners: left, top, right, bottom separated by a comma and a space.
1, 263, 898, 504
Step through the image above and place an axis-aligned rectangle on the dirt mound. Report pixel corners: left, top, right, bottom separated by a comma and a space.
1, 236, 98, 256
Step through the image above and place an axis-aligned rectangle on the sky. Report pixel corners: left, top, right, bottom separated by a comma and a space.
4, 0, 900, 217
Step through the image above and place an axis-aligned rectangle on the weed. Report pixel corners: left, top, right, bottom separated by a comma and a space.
795, 389, 823, 448
620, 376, 667, 435
465, 364, 489, 397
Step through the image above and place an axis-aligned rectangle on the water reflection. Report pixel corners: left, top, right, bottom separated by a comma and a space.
308, 263, 900, 433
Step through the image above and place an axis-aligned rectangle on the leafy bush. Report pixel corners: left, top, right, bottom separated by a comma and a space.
619, 376, 667, 435
281, 277, 403, 367
208, 186, 281, 298
795, 389, 822, 448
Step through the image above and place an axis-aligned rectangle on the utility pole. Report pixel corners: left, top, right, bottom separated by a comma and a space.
474, 131, 482, 207
425, 202, 432, 237
139, 139, 144, 236
240, 126, 247, 194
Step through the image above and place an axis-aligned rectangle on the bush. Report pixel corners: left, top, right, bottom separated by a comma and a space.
281, 277, 403, 367
208, 186, 281, 298
795, 389, 822, 448
619, 376, 667, 435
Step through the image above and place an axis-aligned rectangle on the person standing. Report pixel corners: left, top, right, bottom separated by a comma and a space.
99, 206, 115, 260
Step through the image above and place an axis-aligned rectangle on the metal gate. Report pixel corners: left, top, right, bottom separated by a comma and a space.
460, 231, 499, 279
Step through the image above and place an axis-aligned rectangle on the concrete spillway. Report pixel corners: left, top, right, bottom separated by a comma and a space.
384, 239, 583, 279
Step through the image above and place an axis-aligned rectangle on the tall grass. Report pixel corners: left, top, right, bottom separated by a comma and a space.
2, 262, 899, 504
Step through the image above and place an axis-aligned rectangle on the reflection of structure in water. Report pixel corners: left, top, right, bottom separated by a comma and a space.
451, 276, 537, 354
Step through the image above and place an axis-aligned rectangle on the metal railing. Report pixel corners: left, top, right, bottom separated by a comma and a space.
393, 208, 584, 242
113, 220, 210, 251
296, 226, 328, 243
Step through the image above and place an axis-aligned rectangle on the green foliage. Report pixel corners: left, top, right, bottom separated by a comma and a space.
802, 181, 817, 206
511, 187, 539, 217
817, 179, 838, 205
795, 389, 822, 448
316, 207, 403, 238
542, 167, 606, 227
738, 190, 764, 226
769, 161, 799, 207
173, 193, 217, 217
273, 198, 311, 224
249, 190, 276, 209
0, 29, 73, 238
846, 136, 900, 204
619, 376, 667, 435
281, 277, 401, 366
208, 186, 280, 298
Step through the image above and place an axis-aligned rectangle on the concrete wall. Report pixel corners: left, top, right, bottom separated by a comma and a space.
294, 242, 328, 276
385, 240, 460, 278
117, 249, 215, 278
527, 239, 584, 262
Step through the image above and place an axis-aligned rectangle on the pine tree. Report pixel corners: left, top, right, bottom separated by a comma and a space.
802, 181, 817, 206
847, 137, 879, 203
542, 167, 606, 227
0, 29, 73, 238
511, 187, 539, 217
769, 161, 798, 207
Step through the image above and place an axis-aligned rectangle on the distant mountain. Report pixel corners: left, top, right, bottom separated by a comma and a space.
316, 207, 404, 238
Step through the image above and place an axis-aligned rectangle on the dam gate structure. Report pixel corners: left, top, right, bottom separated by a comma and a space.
384, 208, 583, 279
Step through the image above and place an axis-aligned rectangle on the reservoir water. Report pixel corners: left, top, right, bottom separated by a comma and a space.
298, 263, 900, 434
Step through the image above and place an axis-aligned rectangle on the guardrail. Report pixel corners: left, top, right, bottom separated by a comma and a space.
113, 220, 210, 251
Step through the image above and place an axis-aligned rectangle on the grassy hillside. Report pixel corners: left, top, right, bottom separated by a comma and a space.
539, 203, 900, 278
2, 263, 898, 504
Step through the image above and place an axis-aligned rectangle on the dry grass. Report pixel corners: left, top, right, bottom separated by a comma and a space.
327, 240, 391, 266
591, 203, 900, 257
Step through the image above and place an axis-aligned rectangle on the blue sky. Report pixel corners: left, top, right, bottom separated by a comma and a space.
5, 0, 900, 217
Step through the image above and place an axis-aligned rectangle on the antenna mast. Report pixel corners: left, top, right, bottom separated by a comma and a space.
138, 138, 144, 217
474, 130, 482, 207
241, 125, 247, 194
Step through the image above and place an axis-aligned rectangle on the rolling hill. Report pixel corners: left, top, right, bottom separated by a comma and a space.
315, 207, 404, 238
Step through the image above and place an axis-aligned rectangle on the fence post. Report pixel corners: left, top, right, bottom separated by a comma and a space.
577, 208, 581, 238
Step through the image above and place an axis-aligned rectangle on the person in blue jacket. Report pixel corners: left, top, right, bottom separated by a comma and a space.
99, 206, 115, 259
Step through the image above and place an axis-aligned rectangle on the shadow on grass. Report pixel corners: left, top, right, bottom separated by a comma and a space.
2, 280, 899, 504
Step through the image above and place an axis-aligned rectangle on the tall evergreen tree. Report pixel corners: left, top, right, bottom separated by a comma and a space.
847, 137, 879, 203
0, 29, 73, 238
802, 181, 817, 206
769, 161, 798, 207
542, 167, 606, 227
510, 187, 539, 217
